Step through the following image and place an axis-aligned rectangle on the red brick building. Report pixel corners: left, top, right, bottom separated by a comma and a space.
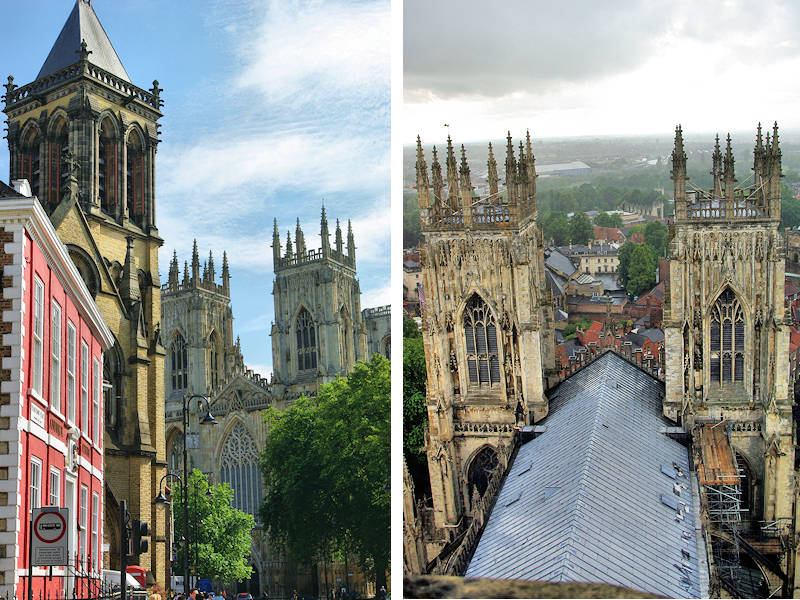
0, 182, 114, 598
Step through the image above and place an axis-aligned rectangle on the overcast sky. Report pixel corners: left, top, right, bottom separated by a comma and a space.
405, 0, 800, 143
1, 0, 390, 377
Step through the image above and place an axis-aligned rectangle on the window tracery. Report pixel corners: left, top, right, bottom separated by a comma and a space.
710, 288, 745, 383
219, 423, 262, 516
171, 333, 188, 391
296, 308, 317, 371
464, 294, 500, 386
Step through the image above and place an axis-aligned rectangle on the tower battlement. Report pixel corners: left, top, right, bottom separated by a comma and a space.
672, 123, 783, 224
163, 240, 230, 297
272, 207, 356, 272
415, 132, 538, 234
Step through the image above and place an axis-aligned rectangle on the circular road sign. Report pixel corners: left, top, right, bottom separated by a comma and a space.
33, 510, 66, 544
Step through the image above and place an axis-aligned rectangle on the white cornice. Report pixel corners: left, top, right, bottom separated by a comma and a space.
0, 196, 115, 350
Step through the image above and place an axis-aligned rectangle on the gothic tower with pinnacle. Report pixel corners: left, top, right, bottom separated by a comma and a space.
3, 0, 167, 582
270, 208, 369, 399
664, 124, 794, 525
415, 133, 555, 546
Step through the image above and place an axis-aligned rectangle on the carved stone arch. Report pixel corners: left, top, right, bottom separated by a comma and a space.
464, 444, 499, 499
705, 280, 751, 322
66, 244, 100, 298
96, 110, 121, 137
124, 123, 147, 150
19, 118, 42, 146
46, 108, 70, 139
103, 337, 125, 432
381, 333, 391, 360
166, 426, 185, 474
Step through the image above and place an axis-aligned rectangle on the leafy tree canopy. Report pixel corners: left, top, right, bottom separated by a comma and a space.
260, 355, 390, 587
403, 319, 428, 493
594, 212, 622, 228
171, 469, 255, 585
569, 212, 594, 245
616, 241, 637, 290
540, 211, 570, 246
644, 221, 668, 258
626, 243, 657, 296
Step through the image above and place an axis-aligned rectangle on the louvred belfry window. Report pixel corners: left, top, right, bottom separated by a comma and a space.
99, 120, 118, 216
19, 130, 40, 198
710, 288, 745, 383
296, 308, 317, 371
464, 294, 501, 386
126, 132, 145, 227
47, 121, 67, 209
171, 333, 188, 391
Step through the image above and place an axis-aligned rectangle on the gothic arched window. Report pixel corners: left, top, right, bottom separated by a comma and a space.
171, 333, 188, 392
19, 127, 41, 198
339, 307, 349, 369
126, 130, 145, 228
99, 118, 119, 216
467, 446, 499, 498
47, 116, 68, 210
464, 294, 500, 386
219, 423, 263, 516
296, 308, 317, 372
710, 288, 745, 383
168, 431, 184, 474
208, 331, 221, 390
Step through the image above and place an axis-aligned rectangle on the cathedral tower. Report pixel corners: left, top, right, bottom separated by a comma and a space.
270, 208, 369, 399
415, 133, 555, 544
664, 124, 794, 523
3, 1, 167, 581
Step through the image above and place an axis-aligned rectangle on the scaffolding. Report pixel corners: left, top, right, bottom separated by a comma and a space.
697, 422, 767, 597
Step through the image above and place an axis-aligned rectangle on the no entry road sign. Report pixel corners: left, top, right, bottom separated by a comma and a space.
31, 508, 70, 566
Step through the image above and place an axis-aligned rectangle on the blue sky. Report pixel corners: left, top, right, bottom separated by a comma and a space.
0, 0, 391, 377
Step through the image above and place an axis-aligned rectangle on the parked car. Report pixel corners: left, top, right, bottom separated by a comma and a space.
236, 594, 253, 600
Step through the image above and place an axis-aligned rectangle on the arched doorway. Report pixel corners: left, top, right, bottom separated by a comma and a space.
466, 446, 499, 498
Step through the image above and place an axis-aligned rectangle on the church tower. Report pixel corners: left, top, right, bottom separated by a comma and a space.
415, 133, 555, 546
162, 244, 241, 403
270, 208, 368, 399
3, 1, 167, 581
664, 124, 794, 523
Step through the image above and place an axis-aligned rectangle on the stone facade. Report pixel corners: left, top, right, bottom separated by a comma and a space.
3, 2, 167, 584
162, 218, 389, 596
413, 134, 556, 554
664, 125, 795, 526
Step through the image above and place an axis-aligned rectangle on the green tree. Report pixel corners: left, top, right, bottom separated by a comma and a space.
594, 212, 622, 228
626, 243, 657, 296
781, 183, 800, 230
171, 469, 255, 585
644, 221, 668, 258
260, 355, 390, 588
569, 212, 593, 245
616, 241, 636, 290
541, 212, 570, 245
403, 319, 429, 493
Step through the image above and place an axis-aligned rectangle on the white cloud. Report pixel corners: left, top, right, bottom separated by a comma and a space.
360, 282, 391, 309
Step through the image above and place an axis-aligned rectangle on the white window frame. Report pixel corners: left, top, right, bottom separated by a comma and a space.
80, 485, 88, 568
67, 322, 76, 424
32, 277, 44, 396
49, 467, 60, 507
92, 357, 100, 443
91, 491, 99, 572
81, 341, 88, 435
51, 302, 62, 414
30, 457, 42, 510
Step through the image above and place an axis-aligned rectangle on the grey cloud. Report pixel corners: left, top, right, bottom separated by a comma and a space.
404, 0, 672, 98
404, 0, 800, 100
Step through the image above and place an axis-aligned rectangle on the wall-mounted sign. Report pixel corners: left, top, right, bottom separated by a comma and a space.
31, 507, 70, 566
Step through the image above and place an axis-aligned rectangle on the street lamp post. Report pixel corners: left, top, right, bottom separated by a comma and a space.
155, 394, 217, 595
